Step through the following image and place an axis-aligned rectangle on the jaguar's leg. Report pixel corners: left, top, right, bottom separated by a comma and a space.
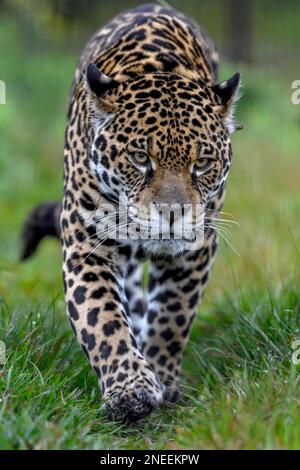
62, 235, 163, 422
124, 256, 147, 349
142, 237, 218, 403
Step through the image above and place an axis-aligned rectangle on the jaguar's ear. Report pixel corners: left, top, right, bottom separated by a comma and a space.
86, 63, 119, 112
213, 72, 243, 134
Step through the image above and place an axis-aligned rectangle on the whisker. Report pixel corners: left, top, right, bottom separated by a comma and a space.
206, 209, 236, 218
73, 221, 137, 269
207, 223, 240, 256
80, 219, 129, 247
212, 224, 232, 237
206, 217, 240, 226
76, 210, 128, 241
210, 220, 237, 232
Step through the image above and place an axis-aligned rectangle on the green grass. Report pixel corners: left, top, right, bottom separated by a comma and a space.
0, 9, 300, 449
0, 285, 299, 449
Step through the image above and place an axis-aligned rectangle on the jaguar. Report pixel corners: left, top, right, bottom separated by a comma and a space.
21, 3, 242, 422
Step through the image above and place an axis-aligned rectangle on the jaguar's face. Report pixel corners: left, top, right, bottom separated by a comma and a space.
87, 65, 240, 255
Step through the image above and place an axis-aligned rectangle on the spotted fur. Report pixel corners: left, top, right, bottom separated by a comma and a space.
22, 3, 241, 422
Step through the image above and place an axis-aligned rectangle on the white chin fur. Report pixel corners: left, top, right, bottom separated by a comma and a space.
140, 239, 189, 257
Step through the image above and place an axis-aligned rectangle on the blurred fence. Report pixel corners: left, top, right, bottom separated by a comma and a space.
1, 0, 299, 71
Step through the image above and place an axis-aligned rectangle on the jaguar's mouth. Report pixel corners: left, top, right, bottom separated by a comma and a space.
93, 206, 205, 253
139, 236, 204, 258
140, 239, 187, 257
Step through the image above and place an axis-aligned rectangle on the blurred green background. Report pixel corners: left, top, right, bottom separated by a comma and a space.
0, 0, 299, 450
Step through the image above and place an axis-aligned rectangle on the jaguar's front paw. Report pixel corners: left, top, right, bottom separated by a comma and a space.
163, 385, 181, 404
104, 370, 164, 422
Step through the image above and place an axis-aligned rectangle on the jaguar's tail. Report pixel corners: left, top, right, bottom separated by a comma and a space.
20, 201, 61, 260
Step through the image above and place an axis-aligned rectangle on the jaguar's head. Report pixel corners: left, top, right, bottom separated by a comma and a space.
86, 64, 241, 256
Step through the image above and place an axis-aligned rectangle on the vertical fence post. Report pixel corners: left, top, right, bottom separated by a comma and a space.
228, 0, 253, 63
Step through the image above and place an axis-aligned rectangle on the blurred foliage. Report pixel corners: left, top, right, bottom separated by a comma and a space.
1, 0, 300, 67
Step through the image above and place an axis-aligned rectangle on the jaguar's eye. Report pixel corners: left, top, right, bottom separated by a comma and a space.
194, 158, 214, 175
129, 151, 151, 172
